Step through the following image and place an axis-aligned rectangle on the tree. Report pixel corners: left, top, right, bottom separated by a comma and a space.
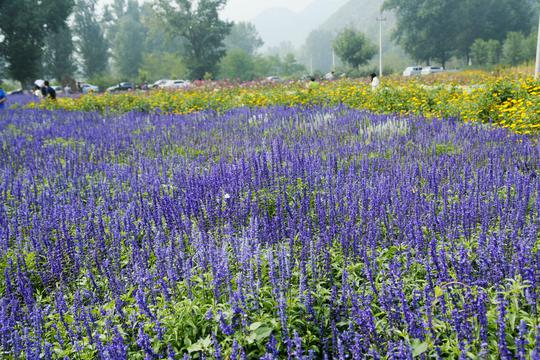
0, 0, 74, 86
303, 30, 335, 74
502, 32, 527, 66
111, 0, 145, 79
156, 0, 233, 80
384, 0, 534, 65
383, 0, 458, 67
267, 41, 296, 59
139, 53, 188, 80
224, 22, 263, 56
140, 3, 185, 55
333, 28, 376, 69
73, 0, 110, 78
219, 48, 256, 81
281, 53, 306, 77
253, 55, 282, 77
455, 0, 533, 61
470, 39, 501, 66
524, 31, 538, 61
43, 24, 76, 83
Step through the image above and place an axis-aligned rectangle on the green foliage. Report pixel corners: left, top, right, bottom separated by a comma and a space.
140, 3, 186, 56
219, 49, 256, 81
139, 53, 188, 81
252, 56, 277, 77
43, 24, 76, 83
281, 53, 307, 78
111, 0, 145, 79
302, 29, 336, 74
383, 0, 458, 66
502, 32, 528, 66
333, 28, 376, 69
384, 0, 535, 65
0, 0, 74, 86
470, 39, 501, 67
156, 0, 233, 80
87, 73, 122, 92
224, 22, 263, 56
73, 0, 110, 78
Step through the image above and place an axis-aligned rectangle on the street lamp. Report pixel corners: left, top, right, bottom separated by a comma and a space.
376, 12, 386, 78
535, 13, 540, 79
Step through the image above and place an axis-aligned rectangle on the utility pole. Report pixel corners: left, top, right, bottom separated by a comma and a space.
535, 13, 540, 79
376, 13, 386, 78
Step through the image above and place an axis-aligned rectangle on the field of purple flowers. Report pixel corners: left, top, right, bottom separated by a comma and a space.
0, 106, 539, 359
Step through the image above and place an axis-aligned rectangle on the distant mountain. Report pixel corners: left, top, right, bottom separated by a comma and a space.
320, 0, 387, 36
252, 0, 348, 50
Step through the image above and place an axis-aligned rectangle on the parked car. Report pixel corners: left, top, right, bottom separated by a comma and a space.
266, 76, 282, 82
402, 66, 423, 76
151, 79, 170, 89
421, 66, 444, 75
81, 84, 99, 94
106, 82, 135, 92
160, 80, 190, 89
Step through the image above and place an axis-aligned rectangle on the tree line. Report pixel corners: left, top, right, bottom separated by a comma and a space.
383, 0, 538, 67
0, 0, 538, 88
0, 0, 310, 87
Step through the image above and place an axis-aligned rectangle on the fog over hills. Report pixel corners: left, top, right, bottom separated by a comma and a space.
251, 0, 348, 49
252, 0, 411, 72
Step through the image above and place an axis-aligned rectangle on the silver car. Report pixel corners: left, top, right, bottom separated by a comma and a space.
81, 84, 99, 94
402, 66, 423, 76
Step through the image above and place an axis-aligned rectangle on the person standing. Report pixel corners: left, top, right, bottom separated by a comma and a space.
0, 80, 7, 109
307, 76, 320, 91
370, 73, 380, 91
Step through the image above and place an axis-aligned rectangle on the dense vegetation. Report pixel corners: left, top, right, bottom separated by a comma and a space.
1, 0, 538, 87
1, 104, 539, 358
27, 72, 540, 134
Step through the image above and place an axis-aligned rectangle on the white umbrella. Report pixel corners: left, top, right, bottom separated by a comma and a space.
34, 79, 45, 87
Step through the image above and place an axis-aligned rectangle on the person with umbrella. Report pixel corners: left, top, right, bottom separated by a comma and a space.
43, 81, 56, 100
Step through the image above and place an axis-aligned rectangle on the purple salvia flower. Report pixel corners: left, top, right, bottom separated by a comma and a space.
137, 326, 157, 359
167, 344, 176, 360
515, 320, 528, 360
497, 292, 511, 359
218, 310, 234, 336
293, 331, 304, 360
212, 332, 222, 360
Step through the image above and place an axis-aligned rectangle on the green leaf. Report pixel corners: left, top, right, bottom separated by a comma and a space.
434, 286, 443, 298
187, 335, 212, 353
246, 332, 257, 344
254, 327, 273, 340
412, 340, 428, 357
187, 343, 203, 353
249, 321, 263, 331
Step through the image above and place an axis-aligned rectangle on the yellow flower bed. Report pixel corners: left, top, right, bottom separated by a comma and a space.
30, 71, 540, 134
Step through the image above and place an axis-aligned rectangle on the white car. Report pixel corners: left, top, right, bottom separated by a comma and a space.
151, 79, 170, 89
421, 66, 444, 75
81, 84, 99, 94
403, 66, 423, 76
160, 80, 190, 89
266, 76, 282, 82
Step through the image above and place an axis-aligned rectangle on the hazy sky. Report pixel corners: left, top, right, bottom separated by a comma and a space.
97, 0, 315, 21
221, 0, 314, 21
